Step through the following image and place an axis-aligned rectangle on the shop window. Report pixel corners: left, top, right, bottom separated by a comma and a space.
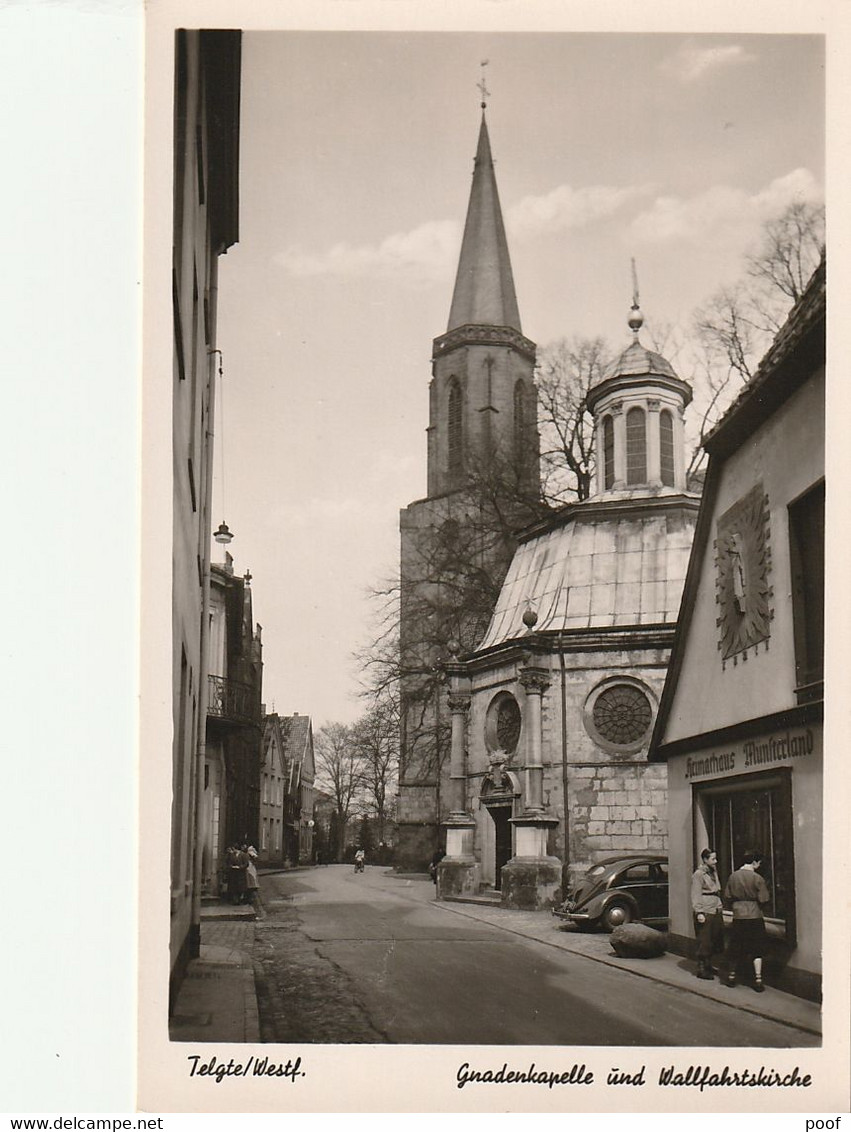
626, 407, 646, 485
789, 480, 824, 702
696, 770, 795, 946
660, 409, 675, 486
603, 415, 615, 489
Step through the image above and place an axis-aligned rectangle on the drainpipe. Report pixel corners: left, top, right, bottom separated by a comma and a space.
190, 335, 220, 957
559, 637, 570, 891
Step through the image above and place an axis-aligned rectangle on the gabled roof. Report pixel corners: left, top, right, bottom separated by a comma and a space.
649, 258, 826, 762
446, 114, 522, 333
277, 714, 314, 789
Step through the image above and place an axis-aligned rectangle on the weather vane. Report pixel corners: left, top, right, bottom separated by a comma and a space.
629, 257, 644, 336
478, 59, 490, 109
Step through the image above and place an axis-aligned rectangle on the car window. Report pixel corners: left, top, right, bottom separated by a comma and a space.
618, 864, 653, 884
654, 863, 668, 881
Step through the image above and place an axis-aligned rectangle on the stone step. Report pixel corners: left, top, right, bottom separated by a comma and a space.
441, 892, 502, 907
200, 905, 256, 922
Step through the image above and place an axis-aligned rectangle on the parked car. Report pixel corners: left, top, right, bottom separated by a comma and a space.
553, 855, 668, 932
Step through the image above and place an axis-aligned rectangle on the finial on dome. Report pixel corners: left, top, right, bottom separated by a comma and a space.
628, 256, 644, 336
522, 604, 538, 630
478, 60, 490, 111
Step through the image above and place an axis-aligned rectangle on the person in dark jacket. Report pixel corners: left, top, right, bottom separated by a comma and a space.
724, 849, 771, 992
429, 847, 445, 885
691, 848, 723, 980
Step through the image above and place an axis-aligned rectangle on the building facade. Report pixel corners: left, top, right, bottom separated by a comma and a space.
204, 554, 263, 894
171, 29, 241, 1005
260, 712, 316, 865
396, 111, 543, 870
649, 259, 825, 1001
439, 302, 700, 908
259, 713, 288, 866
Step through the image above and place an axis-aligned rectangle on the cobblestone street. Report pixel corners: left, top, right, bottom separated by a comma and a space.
250, 878, 386, 1043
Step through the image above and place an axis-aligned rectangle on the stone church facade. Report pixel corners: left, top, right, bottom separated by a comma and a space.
439, 323, 701, 907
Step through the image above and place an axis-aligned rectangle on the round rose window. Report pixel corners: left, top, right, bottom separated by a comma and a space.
485, 692, 522, 755
495, 697, 521, 753
589, 683, 653, 747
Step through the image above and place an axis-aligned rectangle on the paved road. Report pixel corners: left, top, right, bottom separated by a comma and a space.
252, 865, 817, 1047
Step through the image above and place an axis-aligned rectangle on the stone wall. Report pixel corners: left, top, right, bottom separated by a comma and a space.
465, 649, 672, 885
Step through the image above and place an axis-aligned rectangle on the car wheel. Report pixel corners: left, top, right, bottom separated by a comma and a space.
601, 901, 633, 932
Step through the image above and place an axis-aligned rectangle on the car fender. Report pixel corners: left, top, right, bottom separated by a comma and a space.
598, 889, 640, 919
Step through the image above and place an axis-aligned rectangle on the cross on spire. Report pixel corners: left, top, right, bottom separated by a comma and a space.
477, 60, 490, 109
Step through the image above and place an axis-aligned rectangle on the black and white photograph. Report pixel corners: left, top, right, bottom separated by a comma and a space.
136, 1, 846, 1117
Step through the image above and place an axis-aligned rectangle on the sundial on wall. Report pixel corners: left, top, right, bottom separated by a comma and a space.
715, 484, 772, 665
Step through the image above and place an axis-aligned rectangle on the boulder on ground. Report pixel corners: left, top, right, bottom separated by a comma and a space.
609, 922, 667, 959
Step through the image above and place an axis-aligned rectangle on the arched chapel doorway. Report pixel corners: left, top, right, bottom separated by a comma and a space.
480, 768, 520, 890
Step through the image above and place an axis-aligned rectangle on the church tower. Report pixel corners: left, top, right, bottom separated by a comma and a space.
427, 113, 539, 497
395, 107, 539, 871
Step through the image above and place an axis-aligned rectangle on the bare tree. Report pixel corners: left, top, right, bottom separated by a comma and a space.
685, 199, 825, 474
535, 335, 612, 504
745, 198, 825, 307
351, 692, 399, 849
314, 722, 364, 860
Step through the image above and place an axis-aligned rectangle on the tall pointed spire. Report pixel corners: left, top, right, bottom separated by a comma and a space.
447, 113, 522, 333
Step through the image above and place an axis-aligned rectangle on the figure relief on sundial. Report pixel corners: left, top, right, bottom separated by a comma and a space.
715, 484, 772, 663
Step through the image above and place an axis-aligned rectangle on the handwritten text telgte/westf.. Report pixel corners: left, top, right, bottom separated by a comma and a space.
186, 1055, 304, 1084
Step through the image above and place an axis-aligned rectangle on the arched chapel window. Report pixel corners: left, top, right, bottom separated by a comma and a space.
660, 409, 675, 487
448, 379, 463, 482
626, 407, 646, 485
514, 380, 525, 465
603, 416, 615, 489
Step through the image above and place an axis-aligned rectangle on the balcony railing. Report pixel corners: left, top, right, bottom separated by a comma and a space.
207, 674, 259, 725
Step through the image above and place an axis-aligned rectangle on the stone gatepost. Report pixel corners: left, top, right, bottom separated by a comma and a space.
501, 666, 562, 910
437, 668, 478, 899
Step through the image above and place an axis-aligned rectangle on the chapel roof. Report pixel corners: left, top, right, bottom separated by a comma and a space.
477, 499, 698, 650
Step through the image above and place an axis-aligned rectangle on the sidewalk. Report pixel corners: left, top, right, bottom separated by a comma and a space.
434, 891, 821, 1037
168, 917, 260, 1043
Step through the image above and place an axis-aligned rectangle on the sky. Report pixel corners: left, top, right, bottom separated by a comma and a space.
214, 31, 824, 729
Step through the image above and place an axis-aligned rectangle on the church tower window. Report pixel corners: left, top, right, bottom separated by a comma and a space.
660, 409, 675, 487
626, 407, 647, 485
603, 415, 615, 489
448, 379, 463, 482
514, 380, 525, 465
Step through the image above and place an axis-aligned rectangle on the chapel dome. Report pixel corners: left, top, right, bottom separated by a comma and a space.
603, 338, 679, 382
586, 333, 692, 415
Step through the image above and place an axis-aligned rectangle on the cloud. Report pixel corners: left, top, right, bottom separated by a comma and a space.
661, 42, 757, 83
274, 181, 648, 281
628, 168, 822, 248
275, 219, 460, 281
507, 183, 649, 238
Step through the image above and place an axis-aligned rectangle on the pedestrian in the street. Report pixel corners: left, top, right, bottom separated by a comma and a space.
244, 843, 263, 918
691, 848, 723, 980
226, 843, 247, 905
429, 847, 445, 885
723, 849, 770, 992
